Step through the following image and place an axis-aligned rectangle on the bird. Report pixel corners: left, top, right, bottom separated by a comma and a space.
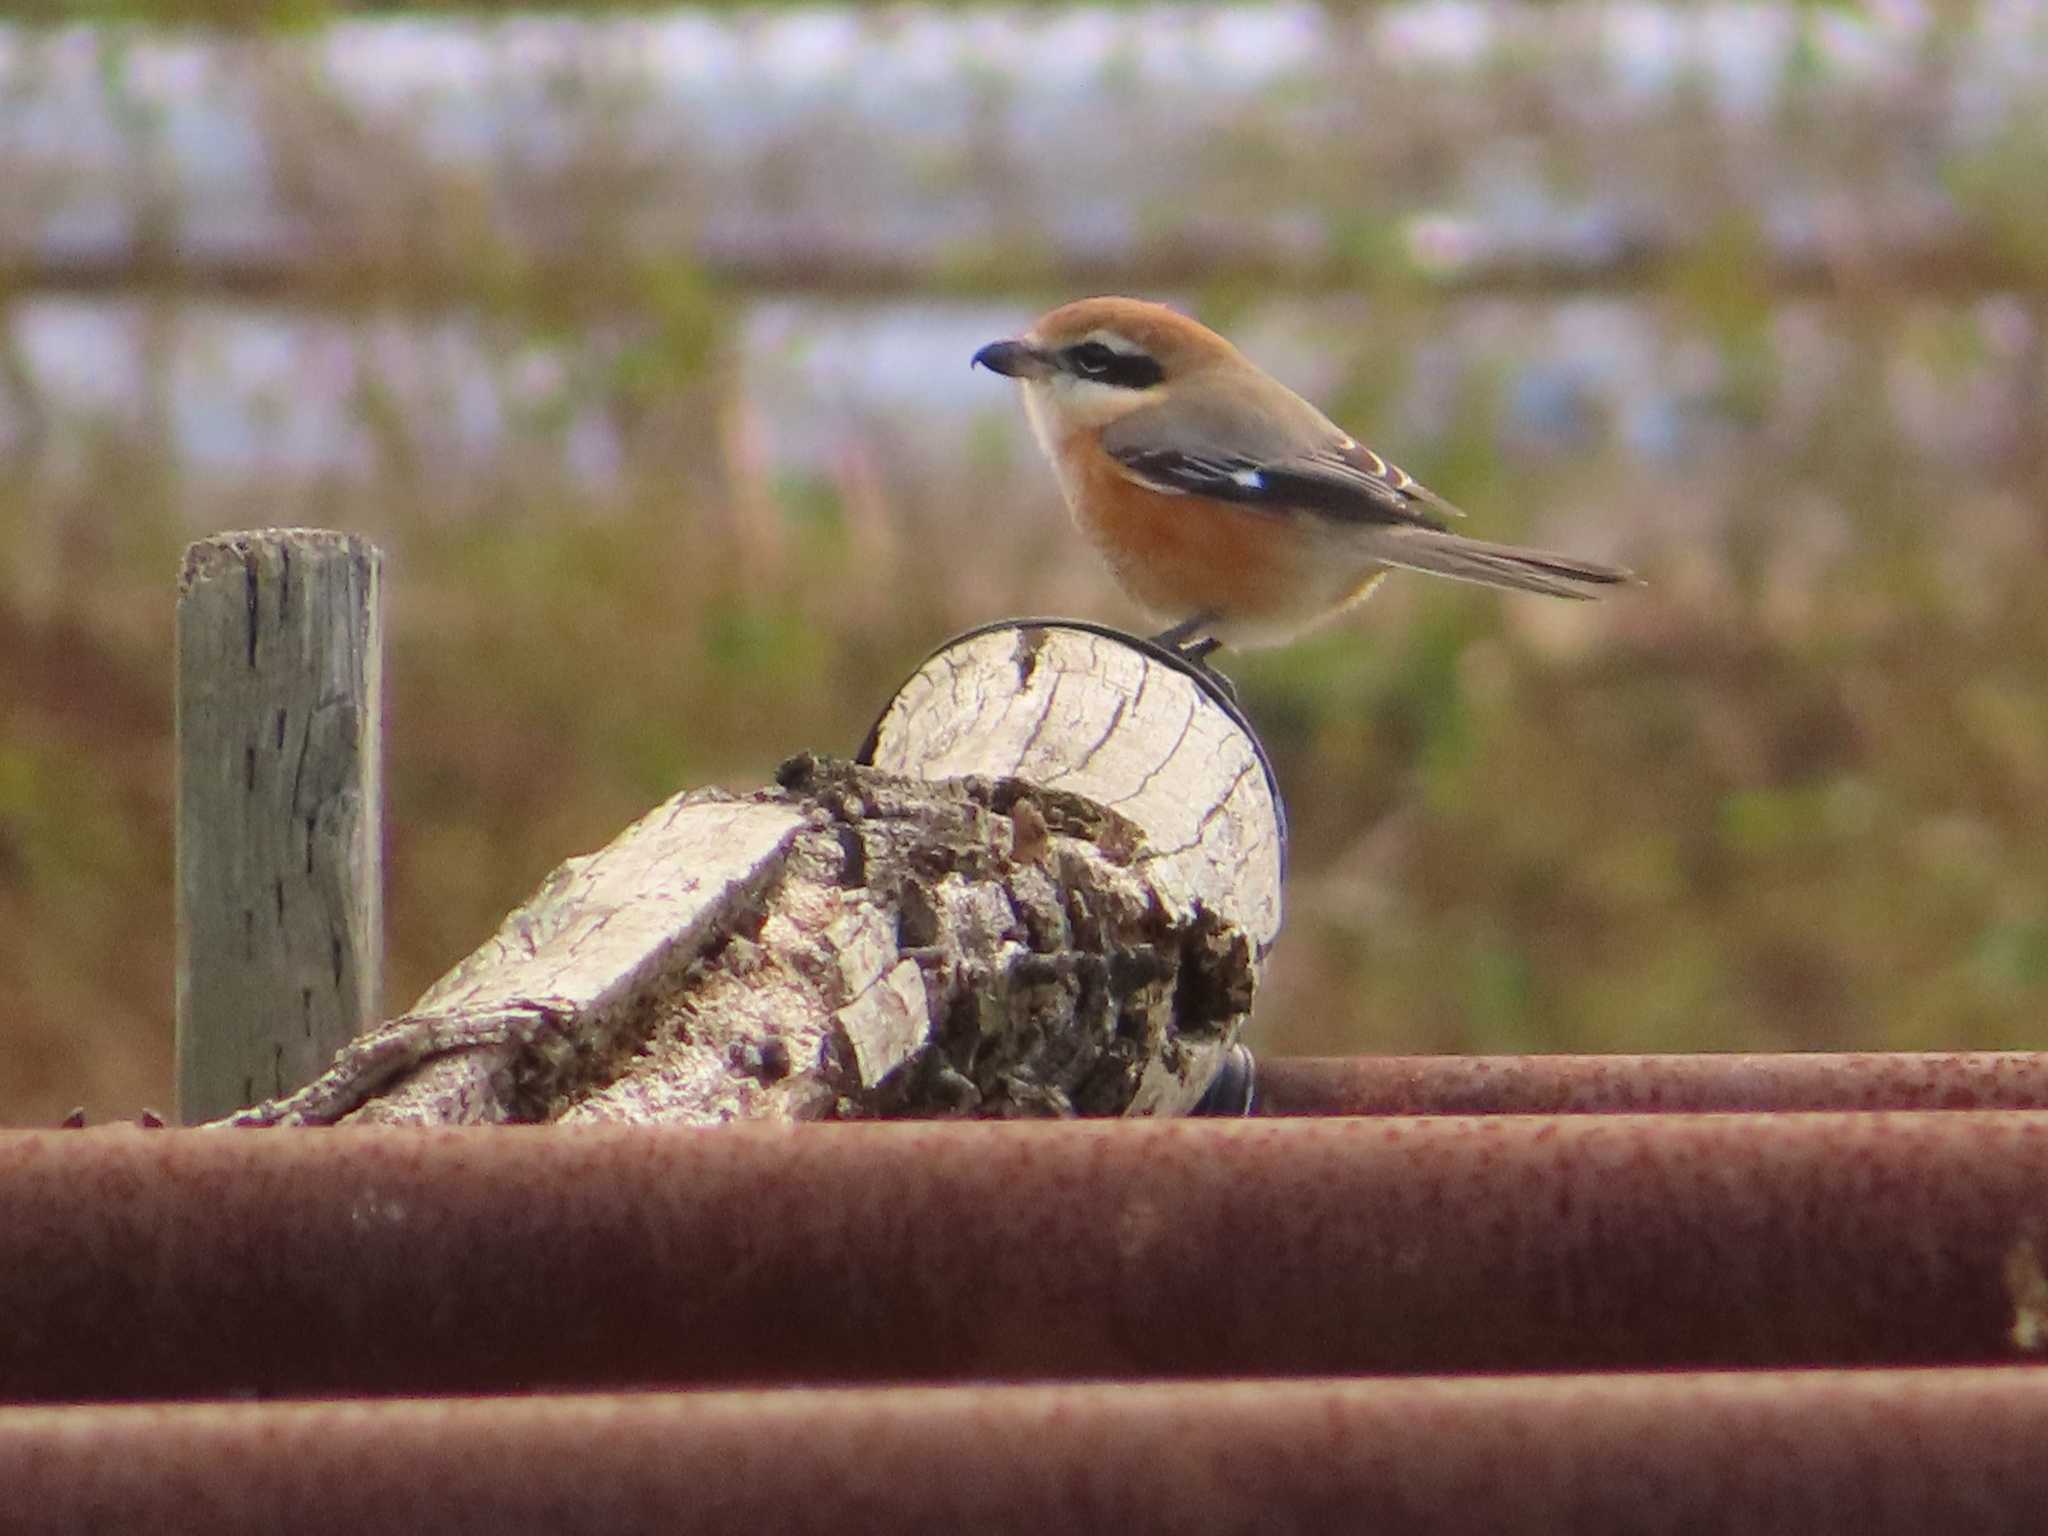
972, 296, 1634, 655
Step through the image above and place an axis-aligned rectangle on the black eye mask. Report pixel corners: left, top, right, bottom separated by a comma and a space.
1062, 342, 1165, 390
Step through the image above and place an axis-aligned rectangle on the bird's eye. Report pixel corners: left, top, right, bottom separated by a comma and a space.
1060, 341, 1164, 389
1067, 342, 1120, 377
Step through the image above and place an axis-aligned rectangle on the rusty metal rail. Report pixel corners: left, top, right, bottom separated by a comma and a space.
1250, 1052, 2048, 1116
5, 1115, 2046, 1401
5, 1371, 2048, 1534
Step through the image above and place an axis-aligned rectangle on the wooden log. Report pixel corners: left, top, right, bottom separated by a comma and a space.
860, 621, 1285, 947
176, 530, 383, 1124
219, 623, 1284, 1127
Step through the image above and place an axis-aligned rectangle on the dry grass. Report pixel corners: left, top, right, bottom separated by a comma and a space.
5, 276, 2048, 1126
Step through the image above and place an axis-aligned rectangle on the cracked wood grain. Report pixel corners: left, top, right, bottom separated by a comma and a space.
176, 530, 382, 1124
865, 625, 1284, 952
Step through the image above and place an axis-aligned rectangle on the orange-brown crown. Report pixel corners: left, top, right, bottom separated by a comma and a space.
1027, 297, 1246, 378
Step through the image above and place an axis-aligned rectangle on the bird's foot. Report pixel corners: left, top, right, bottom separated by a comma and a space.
1149, 612, 1219, 651
1145, 619, 1236, 703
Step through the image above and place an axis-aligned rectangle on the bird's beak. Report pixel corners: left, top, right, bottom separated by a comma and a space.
972, 338, 1054, 380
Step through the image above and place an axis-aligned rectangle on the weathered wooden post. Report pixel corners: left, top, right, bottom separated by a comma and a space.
220, 621, 1284, 1127
176, 530, 384, 1124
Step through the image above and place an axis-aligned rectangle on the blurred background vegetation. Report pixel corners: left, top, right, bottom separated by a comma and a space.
2, 1, 2046, 1124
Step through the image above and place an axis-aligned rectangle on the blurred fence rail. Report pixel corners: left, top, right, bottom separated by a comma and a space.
0, 3, 2044, 303
1, 289, 2039, 531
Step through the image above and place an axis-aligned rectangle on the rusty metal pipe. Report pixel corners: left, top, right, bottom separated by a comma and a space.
6, 1371, 2048, 1534
4, 1117, 2047, 1401
1251, 1052, 2048, 1115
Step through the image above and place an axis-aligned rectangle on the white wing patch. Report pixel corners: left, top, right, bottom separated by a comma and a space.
1230, 467, 1264, 490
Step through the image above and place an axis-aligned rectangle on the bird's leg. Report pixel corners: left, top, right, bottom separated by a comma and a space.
1146, 614, 1235, 702
1149, 612, 1218, 652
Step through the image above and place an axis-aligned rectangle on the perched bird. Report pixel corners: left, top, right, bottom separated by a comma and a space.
973, 296, 1633, 653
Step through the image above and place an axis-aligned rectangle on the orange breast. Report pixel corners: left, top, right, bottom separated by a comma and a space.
1058, 436, 1320, 626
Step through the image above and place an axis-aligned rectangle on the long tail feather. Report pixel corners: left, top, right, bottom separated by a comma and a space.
1372, 528, 1635, 600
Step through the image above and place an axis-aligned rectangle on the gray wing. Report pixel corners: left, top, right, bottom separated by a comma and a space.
1107, 434, 1464, 533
